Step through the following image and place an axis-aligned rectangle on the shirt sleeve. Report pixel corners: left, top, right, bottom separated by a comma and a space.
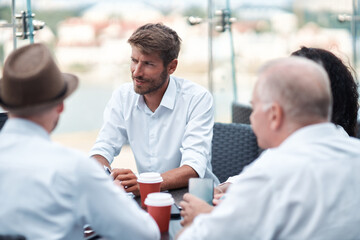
225, 174, 242, 184
75, 156, 160, 240
180, 91, 214, 178
178, 168, 275, 240
89, 88, 128, 164
225, 150, 270, 184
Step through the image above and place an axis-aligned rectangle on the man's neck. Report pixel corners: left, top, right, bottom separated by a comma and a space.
9, 113, 53, 134
143, 79, 170, 112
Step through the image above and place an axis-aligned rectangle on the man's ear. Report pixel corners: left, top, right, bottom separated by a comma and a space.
269, 103, 283, 131
167, 59, 178, 75
56, 102, 64, 114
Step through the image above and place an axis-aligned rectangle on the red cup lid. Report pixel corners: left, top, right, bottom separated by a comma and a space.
145, 192, 174, 206
137, 172, 163, 183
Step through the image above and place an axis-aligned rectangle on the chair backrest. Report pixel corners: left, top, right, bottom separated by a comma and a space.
0, 112, 8, 131
0, 235, 26, 240
211, 122, 261, 183
231, 102, 253, 124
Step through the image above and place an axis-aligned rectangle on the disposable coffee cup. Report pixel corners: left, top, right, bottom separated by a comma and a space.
145, 192, 174, 233
137, 172, 163, 208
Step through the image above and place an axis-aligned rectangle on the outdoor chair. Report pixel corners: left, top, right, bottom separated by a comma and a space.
211, 122, 261, 183
0, 235, 26, 240
231, 102, 253, 124
356, 119, 360, 139
0, 112, 8, 131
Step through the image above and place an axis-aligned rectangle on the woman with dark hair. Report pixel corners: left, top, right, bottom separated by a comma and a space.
291, 47, 359, 137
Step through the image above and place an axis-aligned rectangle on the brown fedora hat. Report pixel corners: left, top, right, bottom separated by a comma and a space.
0, 43, 78, 115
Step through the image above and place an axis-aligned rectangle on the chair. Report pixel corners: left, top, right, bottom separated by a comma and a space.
211, 122, 261, 183
356, 119, 360, 139
0, 112, 8, 131
0, 235, 26, 240
231, 102, 253, 124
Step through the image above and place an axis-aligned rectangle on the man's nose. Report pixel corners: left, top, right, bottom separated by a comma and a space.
132, 63, 143, 77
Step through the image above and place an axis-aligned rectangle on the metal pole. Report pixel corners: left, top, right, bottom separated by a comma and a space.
11, 0, 16, 49
352, 0, 358, 69
208, 0, 213, 95
226, 0, 238, 102
26, 0, 34, 43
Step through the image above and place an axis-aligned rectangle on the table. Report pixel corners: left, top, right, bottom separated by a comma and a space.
135, 188, 187, 205
84, 188, 187, 240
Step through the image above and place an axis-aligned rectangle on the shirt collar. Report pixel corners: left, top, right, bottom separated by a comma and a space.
278, 122, 340, 150
2, 118, 50, 141
159, 76, 176, 110
135, 92, 145, 111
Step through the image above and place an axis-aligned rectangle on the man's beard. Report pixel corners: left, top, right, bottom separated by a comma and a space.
133, 68, 169, 95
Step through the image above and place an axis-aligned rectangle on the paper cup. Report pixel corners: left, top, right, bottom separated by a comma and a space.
145, 192, 174, 233
137, 172, 163, 208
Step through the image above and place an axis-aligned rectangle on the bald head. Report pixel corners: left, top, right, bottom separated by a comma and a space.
256, 56, 332, 125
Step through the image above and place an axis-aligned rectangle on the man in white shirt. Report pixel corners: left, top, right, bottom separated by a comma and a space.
90, 23, 218, 195
0, 43, 159, 240
177, 57, 360, 239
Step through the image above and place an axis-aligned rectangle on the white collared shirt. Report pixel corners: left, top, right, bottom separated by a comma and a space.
226, 124, 350, 184
90, 76, 218, 183
0, 118, 160, 240
179, 123, 360, 240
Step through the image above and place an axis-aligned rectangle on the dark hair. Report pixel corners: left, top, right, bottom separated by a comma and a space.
291, 47, 359, 136
128, 23, 181, 66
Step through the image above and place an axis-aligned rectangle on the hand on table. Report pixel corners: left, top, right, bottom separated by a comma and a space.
111, 168, 139, 196
179, 193, 214, 227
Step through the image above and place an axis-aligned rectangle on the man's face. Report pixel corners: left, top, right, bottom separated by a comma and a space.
250, 83, 272, 149
130, 47, 169, 96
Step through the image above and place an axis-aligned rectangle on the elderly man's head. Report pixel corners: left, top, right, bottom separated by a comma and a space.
250, 56, 332, 149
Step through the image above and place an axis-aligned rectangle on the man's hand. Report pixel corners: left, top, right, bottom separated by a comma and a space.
111, 168, 139, 196
213, 193, 225, 206
179, 193, 214, 227
214, 182, 232, 195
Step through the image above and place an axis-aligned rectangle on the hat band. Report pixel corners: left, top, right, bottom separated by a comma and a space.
48, 82, 68, 101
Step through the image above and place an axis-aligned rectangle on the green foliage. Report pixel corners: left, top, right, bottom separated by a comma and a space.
68, 63, 92, 73
0, 6, 12, 22
183, 5, 207, 18
0, 5, 81, 36
297, 10, 351, 31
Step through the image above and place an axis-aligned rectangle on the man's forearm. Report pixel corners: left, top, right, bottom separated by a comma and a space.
161, 165, 199, 191
92, 154, 111, 169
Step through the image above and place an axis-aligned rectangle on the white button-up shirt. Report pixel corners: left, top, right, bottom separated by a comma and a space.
179, 123, 360, 240
0, 118, 160, 240
90, 76, 218, 183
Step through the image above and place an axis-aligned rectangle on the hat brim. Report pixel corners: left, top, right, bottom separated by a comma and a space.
0, 72, 78, 116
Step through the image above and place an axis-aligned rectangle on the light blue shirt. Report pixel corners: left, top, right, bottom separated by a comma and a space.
90, 76, 218, 183
179, 123, 360, 240
0, 118, 160, 240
